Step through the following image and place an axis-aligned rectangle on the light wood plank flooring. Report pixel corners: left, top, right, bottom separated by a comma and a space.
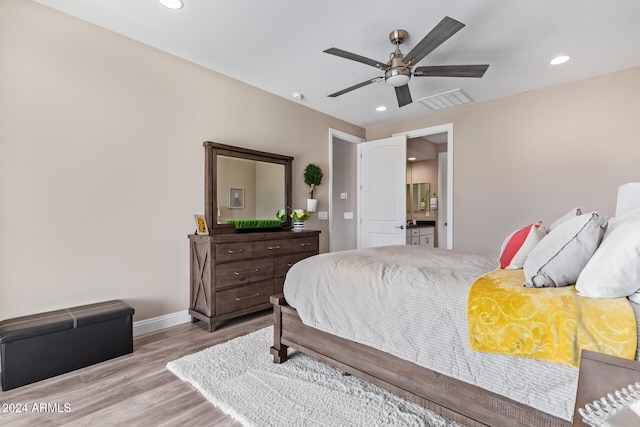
0, 310, 273, 426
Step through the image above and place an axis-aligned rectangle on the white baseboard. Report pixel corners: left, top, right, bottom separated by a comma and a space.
132, 310, 191, 337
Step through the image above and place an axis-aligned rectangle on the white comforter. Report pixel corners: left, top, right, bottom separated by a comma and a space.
284, 245, 579, 421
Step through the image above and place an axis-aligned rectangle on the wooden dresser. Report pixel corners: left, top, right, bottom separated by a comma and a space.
189, 230, 320, 331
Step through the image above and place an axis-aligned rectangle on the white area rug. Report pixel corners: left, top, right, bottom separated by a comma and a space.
167, 327, 460, 427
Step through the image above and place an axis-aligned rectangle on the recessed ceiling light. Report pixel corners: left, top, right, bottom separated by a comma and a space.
408, 157, 417, 161
291, 92, 303, 100
550, 55, 571, 65
159, 0, 184, 10
376, 106, 387, 112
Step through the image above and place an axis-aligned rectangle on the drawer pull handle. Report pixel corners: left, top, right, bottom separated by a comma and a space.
235, 293, 260, 301
300, 242, 311, 247
227, 249, 244, 254
235, 268, 259, 276
268, 245, 281, 250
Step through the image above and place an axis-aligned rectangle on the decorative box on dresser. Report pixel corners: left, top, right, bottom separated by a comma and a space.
189, 230, 319, 332
190, 141, 319, 332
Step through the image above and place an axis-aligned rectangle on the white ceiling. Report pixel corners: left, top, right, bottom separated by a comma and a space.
33, 0, 640, 129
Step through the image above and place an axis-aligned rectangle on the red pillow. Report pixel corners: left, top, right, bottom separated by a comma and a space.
499, 221, 546, 269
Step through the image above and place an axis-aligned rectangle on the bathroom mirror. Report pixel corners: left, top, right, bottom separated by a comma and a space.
203, 142, 293, 232
406, 182, 431, 213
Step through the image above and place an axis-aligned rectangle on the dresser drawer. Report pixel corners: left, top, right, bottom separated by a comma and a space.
290, 237, 319, 254
215, 280, 273, 316
274, 253, 310, 278
215, 258, 273, 290
215, 242, 253, 262
253, 239, 292, 257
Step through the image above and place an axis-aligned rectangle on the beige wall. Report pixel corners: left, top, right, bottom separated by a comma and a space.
368, 66, 640, 253
0, 1, 363, 321
330, 138, 358, 251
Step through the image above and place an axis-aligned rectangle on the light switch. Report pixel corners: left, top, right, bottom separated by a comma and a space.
344, 212, 353, 219
340, 192, 348, 200
318, 211, 328, 220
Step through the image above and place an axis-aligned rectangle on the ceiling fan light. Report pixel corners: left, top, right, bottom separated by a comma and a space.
386, 74, 410, 87
385, 65, 411, 87
159, 0, 184, 10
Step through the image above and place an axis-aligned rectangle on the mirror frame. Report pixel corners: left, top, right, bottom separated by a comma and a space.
203, 141, 293, 233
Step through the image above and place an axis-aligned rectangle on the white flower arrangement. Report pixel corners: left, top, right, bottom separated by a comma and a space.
290, 209, 310, 221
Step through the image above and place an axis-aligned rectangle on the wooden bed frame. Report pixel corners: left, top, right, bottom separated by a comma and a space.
270, 294, 571, 427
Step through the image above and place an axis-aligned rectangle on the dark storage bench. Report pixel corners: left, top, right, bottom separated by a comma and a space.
0, 300, 134, 391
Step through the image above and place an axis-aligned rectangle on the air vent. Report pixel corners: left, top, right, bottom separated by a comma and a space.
418, 89, 473, 111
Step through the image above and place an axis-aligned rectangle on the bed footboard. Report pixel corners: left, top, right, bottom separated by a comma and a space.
270, 294, 570, 427
269, 294, 288, 363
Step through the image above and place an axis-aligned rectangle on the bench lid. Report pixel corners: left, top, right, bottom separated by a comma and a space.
0, 300, 134, 344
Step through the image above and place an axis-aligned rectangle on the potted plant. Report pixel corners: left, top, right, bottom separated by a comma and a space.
290, 209, 310, 231
304, 163, 323, 212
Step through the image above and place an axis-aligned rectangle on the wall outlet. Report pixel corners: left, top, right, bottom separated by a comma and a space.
318, 211, 328, 220
340, 192, 348, 200
344, 212, 353, 219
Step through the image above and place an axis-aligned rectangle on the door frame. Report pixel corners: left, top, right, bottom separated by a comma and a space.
328, 128, 364, 252
393, 123, 453, 249
437, 151, 448, 249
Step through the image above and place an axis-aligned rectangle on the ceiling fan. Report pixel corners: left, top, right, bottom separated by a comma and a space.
324, 16, 489, 107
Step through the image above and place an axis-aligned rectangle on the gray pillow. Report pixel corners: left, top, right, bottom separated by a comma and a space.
523, 212, 607, 288
549, 207, 582, 231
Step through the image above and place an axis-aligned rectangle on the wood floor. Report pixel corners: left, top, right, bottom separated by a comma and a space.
0, 310, 273, 426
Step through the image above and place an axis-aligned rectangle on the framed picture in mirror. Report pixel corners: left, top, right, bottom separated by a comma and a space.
229, 188, 244, 209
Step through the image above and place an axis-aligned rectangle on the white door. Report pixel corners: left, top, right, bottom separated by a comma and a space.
358, 135, 407, 248
437, 151, 448, 249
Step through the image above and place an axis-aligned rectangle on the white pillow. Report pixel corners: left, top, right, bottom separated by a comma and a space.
523, 212, 607, 288
576, 208, 640, 299
499, 221, 546, 269
549, 207, 582, 231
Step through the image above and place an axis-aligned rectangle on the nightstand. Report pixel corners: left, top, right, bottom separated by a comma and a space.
573, 350, 640, 426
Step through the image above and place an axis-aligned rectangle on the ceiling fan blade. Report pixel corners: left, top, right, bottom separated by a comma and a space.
413, 64, 489, 78
404, 16, 465, 66
395, 84, 413, 107
324, 48, 388, 70
328, 76, 384, 98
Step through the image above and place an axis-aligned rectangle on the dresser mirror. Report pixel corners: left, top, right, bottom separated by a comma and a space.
204, 142, 293, 232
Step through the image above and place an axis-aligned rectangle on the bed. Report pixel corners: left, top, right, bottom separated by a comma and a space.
270, 207, 640, 427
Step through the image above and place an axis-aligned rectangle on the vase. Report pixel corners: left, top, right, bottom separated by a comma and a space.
306, 198, 318, 213
293, 221, 305, 232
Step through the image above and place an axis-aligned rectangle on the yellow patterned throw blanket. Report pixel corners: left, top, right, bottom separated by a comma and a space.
467, 269, 637, 368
